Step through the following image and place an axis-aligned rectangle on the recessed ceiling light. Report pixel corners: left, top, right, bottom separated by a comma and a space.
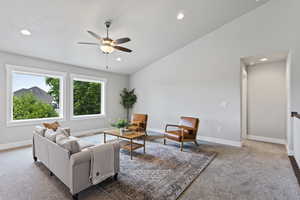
177, 12, 184, 20
116, 57, 122, 62
260, 58, 268, 62
20, 29, 31, 36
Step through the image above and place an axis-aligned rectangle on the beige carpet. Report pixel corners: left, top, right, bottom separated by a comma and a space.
0, 134, 299, 200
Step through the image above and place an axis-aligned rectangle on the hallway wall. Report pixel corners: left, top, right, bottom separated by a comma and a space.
247, 61, 286, 141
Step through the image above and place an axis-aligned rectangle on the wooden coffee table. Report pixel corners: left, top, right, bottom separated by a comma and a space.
103, 129, 146, 160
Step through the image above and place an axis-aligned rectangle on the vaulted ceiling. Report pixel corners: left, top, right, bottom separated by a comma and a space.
0, 0, 269, 74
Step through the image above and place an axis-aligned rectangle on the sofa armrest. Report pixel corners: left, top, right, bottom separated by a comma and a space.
69, 141, 120, 195
70, 150, 91, 166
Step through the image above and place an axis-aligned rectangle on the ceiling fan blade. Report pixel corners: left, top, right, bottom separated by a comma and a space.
113, 46, 132, 53
87, 30, 102, 40
78, 42, 99, 45
114, 37, 131, 44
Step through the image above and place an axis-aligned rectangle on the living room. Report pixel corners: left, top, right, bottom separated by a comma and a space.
1, 0, 300, 199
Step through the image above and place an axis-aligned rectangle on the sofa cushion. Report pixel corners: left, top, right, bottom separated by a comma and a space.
34, 126, 47, 137
77, 140, 95, 150
56, 136, 80, 154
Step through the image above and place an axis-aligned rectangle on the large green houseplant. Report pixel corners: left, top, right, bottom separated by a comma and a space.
120, 88, 137, 121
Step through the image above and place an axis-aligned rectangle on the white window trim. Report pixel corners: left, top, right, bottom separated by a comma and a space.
70, 74, 106, 120
6, 64, 67, 127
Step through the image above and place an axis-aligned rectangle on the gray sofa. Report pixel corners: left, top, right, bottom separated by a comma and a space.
32, 128, 120, 200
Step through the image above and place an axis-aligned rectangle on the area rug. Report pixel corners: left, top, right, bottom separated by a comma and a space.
82, 135, 216, 200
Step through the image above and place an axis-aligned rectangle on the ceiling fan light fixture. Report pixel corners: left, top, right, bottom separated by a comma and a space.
100, 44, 114, 54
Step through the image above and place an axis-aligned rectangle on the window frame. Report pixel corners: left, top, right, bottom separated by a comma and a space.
6, 64, 67, 127
70, 74, 106, 120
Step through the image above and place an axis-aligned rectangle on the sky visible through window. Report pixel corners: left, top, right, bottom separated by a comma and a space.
12, 73, 50, 92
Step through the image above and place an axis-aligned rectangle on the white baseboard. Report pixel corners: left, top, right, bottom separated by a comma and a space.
71, 128, 108, 137
0, 128, 109, 151
247, 135, 286, 145
0, 140, 32, 151
199, 136, 242, 147
148, 128, 242, 147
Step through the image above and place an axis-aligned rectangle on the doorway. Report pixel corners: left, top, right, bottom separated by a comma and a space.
241, 52, 291, 147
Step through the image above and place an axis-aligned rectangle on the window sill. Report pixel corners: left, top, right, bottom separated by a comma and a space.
6, 117, 65, 127
71, 114, 106, 121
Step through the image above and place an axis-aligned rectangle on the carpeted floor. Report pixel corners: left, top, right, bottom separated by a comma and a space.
0, 133, 300, 200
82, 134, 216, 200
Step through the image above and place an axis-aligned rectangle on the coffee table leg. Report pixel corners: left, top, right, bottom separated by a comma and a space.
143, 136, 146, 154
104, 133, 106, 143
130, 139, 133, 160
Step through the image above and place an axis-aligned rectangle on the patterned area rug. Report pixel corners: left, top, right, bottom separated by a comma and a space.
82, 135, 216, 200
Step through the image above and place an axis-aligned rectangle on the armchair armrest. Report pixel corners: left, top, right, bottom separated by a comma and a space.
180, 126, 196, 131
165, 124, 196, 139
165, 124, 181, 132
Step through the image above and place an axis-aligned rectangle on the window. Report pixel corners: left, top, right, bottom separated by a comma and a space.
6, 65, 66, 125
71, 74, 106, 119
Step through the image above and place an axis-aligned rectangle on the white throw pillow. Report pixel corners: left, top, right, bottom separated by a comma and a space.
45, 129, 58, 142
56, 137, 80, 154
45, 127, 70, 142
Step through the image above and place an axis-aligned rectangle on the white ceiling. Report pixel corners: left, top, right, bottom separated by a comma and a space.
0, 0, 269, 74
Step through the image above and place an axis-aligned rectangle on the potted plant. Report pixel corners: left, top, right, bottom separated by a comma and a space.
111, 119, 129, 134
120, 88, 137, 121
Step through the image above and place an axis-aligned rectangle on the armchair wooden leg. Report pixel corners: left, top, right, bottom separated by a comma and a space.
180, 141, 183, 151
194, 140, 199, 146
163, 137, 166, 145
72, 194, 78, 200
114, 173, 118, 181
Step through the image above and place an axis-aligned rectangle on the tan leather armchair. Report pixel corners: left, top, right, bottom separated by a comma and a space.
164, 116, 199, 151
128, 114, 148, 135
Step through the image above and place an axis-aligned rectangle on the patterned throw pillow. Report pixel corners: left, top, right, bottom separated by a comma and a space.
43, 121, 60, 131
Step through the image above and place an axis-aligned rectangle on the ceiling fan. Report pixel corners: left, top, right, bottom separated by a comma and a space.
78, 21, 132, 54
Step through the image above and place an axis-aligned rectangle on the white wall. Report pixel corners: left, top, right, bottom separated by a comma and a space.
247, 61, 286, 140
0, 51, 129, 145
241, 61, 248, 139
130, 0, 300, 144
293, 117, 300, 165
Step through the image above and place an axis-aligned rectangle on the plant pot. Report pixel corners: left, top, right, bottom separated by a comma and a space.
119, 128, 125, 135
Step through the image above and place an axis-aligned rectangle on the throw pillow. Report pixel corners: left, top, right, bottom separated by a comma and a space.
45, 129, 57, 142
56, 137, 80, 154
43, 121, 60, 131
56, 127, 70, 137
